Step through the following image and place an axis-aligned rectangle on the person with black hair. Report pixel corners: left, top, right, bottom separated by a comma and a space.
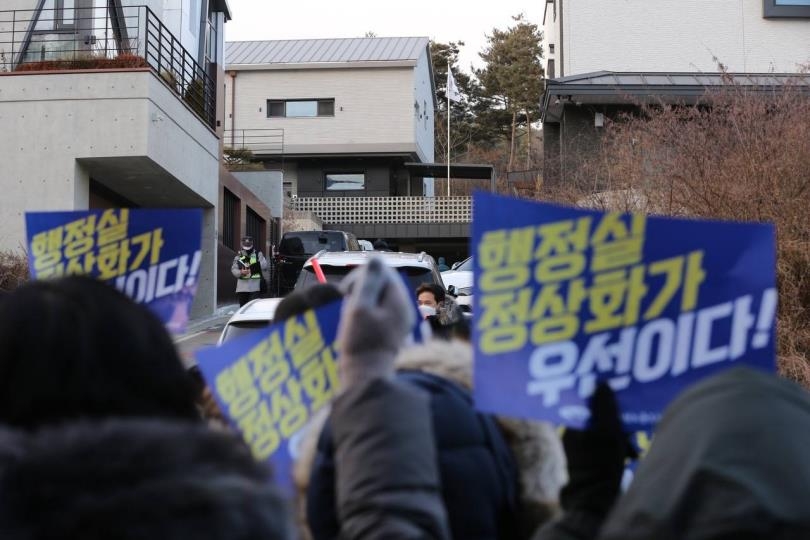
273, 282, 343, 323
0, 276, 201, 429
416, 282, 463, 326
231, 235, 269, 306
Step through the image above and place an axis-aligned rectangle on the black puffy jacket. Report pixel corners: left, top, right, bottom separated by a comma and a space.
307, 370, 520, 540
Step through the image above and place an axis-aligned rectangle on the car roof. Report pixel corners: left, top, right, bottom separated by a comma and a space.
226, 297, 283, 324
303, 250, 436, 268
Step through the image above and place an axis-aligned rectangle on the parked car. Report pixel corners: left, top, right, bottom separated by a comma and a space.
295, 250, 446, 292
275, 230, 361, 295
218, 297, 283, 345
441, 256, 473, 313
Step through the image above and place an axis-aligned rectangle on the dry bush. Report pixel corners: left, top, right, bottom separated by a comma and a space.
547, 77, 810, 385
15, 53, 148, 72
0, 249, 29, 292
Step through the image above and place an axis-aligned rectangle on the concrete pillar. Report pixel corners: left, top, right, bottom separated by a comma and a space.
191, 206, 217, 317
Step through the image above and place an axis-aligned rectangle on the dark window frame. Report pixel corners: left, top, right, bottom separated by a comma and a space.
266, 98, 336, 118
245, 206, 267, 252
325, 171, 366, 192
763, 0, 810, 17
222, 188, 239, 250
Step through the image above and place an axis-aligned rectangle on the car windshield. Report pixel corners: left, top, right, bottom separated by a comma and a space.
297, 265, 436, 291
220, 321, 271, 344
455, 257, 473, 272
279, 232, 345, 256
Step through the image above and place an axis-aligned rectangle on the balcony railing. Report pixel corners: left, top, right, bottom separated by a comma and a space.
224, 129, 284, 154
292, 196, 472, 224
0, 5, 216, 129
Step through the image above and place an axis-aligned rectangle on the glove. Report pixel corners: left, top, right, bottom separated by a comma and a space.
336, 258, 415, 389
559, 382, 638, 518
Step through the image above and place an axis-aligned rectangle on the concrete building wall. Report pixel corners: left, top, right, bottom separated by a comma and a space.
232, 170, 284, 219
0, 69, 220, 315
225, 66, 419, 154
547, 0, 810, 76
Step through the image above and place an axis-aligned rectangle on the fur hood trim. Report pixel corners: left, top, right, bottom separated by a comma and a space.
0, 418, 292, 540
294, 339, 567, 538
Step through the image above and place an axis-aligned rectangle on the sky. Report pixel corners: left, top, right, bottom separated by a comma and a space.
223, 0, 544, 73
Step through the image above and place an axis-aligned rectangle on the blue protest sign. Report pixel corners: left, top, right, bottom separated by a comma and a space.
472, 192, 777, 431
25, 209, 203, 333
195, 300, 343, 490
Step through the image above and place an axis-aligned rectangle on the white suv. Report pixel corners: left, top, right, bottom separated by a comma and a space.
295, 251, 446, 292
441, 256, 473, 313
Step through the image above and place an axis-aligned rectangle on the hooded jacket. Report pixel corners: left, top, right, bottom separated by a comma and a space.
295, 340, 567, 540
599, 367, 810, 540
0, 418, 292, 540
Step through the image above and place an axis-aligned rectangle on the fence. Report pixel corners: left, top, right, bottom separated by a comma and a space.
224, 129, 284, 154
0, 5, 216, 129
291, 196, 473, 224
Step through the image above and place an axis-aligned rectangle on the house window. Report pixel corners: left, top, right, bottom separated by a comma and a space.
267, 99, 335, 118
325, 172, 365, 191
764, 0, 810, 17
56, 0, 77, 30
548, 59, 556, 79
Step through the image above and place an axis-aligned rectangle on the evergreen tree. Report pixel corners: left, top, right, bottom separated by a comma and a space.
476, 14, 545, 171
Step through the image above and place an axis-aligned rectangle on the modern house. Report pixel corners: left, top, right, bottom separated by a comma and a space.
0, 0, 275, 312
223, 36, 475, 261
541, 0, 810, 183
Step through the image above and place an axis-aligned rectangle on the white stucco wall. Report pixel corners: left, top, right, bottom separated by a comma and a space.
0, 70, 219, 251
414, 48, 435, 163
549, 0, 810, 75
225, 66, 420, 155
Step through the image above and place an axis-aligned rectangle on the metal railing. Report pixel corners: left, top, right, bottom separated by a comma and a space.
0, 6, 216, 129
224, 129, 284, 154
291, 196, 473, 224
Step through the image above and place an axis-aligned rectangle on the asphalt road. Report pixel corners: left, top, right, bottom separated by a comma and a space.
174, 316, 230, 368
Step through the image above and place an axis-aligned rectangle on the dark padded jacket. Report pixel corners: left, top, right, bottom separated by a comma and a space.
309, 370, 520, 540
536, 367, 810, 540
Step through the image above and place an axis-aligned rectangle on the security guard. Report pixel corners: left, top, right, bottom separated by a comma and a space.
231, 235, 269, 306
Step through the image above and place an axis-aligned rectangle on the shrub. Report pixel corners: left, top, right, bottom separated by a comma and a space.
547, 75, 810, 385
15, 53, 148, 72
0, 250, 29, 292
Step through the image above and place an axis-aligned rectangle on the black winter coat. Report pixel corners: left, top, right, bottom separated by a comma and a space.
308, 370, 520, 540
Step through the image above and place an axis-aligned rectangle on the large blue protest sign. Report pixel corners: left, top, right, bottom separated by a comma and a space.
25, 209, 202, 333
195, 300, 343, 490
472, 192, 777, 431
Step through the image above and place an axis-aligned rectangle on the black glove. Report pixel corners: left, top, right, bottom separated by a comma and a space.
559, 383, 638, 518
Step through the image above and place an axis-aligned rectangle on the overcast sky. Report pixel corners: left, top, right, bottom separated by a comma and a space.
224, 0, 544, 73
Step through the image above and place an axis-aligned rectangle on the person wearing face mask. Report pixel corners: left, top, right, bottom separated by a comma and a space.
416, 283, 462, 326
230, 235, 269, 306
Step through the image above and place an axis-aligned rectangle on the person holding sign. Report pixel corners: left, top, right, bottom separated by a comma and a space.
231, 235, 269, 306
329, 258, 451, 539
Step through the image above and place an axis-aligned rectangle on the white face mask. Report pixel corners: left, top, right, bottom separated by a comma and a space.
418, 305, 436, 319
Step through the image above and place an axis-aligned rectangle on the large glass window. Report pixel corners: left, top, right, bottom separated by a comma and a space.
266, 99, 335, 118
764, 0, 810, 17
325, 173, 365, 191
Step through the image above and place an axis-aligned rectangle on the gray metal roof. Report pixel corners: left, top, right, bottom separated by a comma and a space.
226, 37, 429, 66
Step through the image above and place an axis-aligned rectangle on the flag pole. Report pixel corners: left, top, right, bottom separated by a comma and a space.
447, 61, 451, 197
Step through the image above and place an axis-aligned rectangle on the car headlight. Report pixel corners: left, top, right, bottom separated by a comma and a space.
456, 287, 473, 296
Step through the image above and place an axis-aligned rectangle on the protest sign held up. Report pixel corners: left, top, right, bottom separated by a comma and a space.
25, 209, 202, 333
195, 299, 343, 489
472, 192, 777, 431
